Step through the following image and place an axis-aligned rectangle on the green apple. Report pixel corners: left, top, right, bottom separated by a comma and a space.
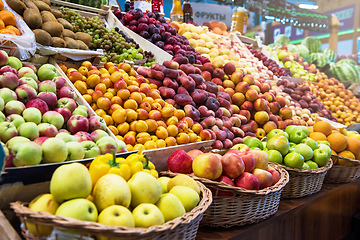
0, 111, 5, 122
128, 171, 162, 208
42, 137, 68, 163
98, 205, 135, 230
0, 96, 4, 111
288, 148, 300, 154
318, 143, 331, 155
93, 174, 131, 212
266, 129, 286, 140
301, 162, 310, 169
11, 141, 42, 167
158, 176, 171, 193
266, 150, 283, 164
231, 143, 250, 152
7, 56, 22, 70
156, 193, 185, 222
285, 125, 309, 137
66, 141, 85, 160
289, 142, 296, 148
289, 129, 307, 144
56, 132, 77, 143
266, 135, 289, 156
294, 143, 313, 161
132, 203, 164, 228
22, 108, 42, 124
37, 63, 58, 81
55, 198, 98, 222
18, 122, 39, 140
167, 174, 200, 195
305, 160, 318, 169
72, 107, 88, 117
6, 136, 30, 149
313, 148, 330, 167
5, 114, 25, 128
301, 137, 318, 150
243, 137, 264, 150
283, 152, 304, 169
317, 141, 330, 148
27, 194, 60, 237
169, 186, 200, 212
81, 140, 101, 158
50, 162, 92, 203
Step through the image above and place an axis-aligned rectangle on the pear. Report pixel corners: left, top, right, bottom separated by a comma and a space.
167, 174, 200, 195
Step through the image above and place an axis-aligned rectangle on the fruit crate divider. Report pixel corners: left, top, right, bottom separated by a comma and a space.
50, 0, 109, 16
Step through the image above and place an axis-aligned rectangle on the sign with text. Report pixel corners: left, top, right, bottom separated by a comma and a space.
192, 3, 232, 27
309, 4, 354, 36
272, 24, 305, 42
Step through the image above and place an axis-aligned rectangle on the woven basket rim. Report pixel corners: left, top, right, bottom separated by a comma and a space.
331, 154, 360, 166
161, 163, 289, 196
11, 181, 212, 237
271, 158, 333, 174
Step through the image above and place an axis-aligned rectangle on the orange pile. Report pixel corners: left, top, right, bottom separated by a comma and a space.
0, 1, 20, 36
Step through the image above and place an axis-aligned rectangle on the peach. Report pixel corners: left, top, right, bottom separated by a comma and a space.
225, 88, 235, 98
125, 109, 138, 122
231, 71, 243, 85
176, 132, 190, 145
136, 108, 149, 120
211, 77, 223, 86
201, 71, 212, 82
254, 98, 269, 112
145, 119, 157, 133
165, 136, 177, 146
254, 111, 269, 125
166, 116, 179, 126
279, 107, 292, 120
151, 102, 162, 111
149, 110, 162, 121
245, 88, 258, 102
232, 92, 245, 106
163, 60, 179, 70
235, 82, 249, 94
192, 123, 203, 134
136, 132, 152, 144
161, 105, 175, 118
177, 121, 189, 133
155, 126, 168, 140
167, 124, 179, 137
174, 109, 185, 120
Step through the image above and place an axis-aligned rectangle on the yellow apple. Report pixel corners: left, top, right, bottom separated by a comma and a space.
132, 203, 164, 228
167, 174, 200, 195
158, 176, 171, 193
156, 193, 185, 222
93, 174, 131, 212
55, 199, 98, 222
27, 194, 60, 236
128, 172, 162, 208
169, 186, 200, 212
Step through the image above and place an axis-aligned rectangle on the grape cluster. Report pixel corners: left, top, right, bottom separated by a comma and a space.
60, 7, 156, 66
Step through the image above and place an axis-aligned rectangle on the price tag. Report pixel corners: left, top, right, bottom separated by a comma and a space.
255, 36, 263, 48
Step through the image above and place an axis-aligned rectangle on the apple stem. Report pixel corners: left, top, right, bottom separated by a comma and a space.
109, 150, 120, 168
142, 155, 151, 170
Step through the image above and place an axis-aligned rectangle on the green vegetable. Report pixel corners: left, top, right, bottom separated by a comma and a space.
274, 34, 290, 46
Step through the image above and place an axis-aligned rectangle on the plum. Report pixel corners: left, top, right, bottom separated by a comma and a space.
137, 23, 148, 32
129, 19, 138, 25
149, 27, 160, 35
151, 34, 162, 43
139, 31, 150, 39
138, 17, 149, 24
168, 27, 177, 35
147, 12, 156, 18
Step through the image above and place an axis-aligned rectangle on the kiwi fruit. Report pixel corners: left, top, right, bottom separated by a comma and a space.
23, 0, 39, 11
77, 40, 89, 50
42, 21, 63, 37
74, 32, 92, 47
34, 1, 51, 11
24, 8, 42, 29
33, 29, 52, 46
7, 0, 27, 15
64, 37, 79, 49
41, 0, 51, 6
41, 11, 57, 23
57, 18, 73, 31
62, 29, 76, 39
51, 9, 62, 19
52, 37, 66, 48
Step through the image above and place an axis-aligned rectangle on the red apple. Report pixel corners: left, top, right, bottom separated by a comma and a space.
220, 152, 245, 179
167, 149, 193, 174
252, 168, 273, 189
234, 172, 260, 190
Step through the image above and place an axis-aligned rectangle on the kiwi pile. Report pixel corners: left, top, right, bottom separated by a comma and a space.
7, 0, 92, 49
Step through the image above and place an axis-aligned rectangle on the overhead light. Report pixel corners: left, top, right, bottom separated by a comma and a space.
265, 16, 274, 20
298, 3, 318, 10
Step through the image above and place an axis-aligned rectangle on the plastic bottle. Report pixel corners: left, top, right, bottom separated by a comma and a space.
230, 7, 248, 35
182, 0, 193, 23
170, 0, 183, 22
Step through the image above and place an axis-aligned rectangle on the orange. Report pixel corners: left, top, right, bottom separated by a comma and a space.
313, 121, 332, 136
338, 150, 355, 159
0, 28, 15, 35
309, 132, 327, 141
327, 133, 347, 153
0, 10, 16, 26
0, 19, 4, 29
6, 26, 20, 35
0, 0, 3, 11
345, 137, 360, 156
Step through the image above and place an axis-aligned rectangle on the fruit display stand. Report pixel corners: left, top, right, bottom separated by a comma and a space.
276, 159, 333, 199
325, 155, 360, 183
142, 140, 214, 171
0, 0, 36, 59
10, 179, 212, 240
162, 163, 289, 228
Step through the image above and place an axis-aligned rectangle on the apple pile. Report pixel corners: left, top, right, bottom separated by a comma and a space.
0, 54, 126, 168
307, 74, 360, 126
62, 60, 211, 153
257, 126, 332, 169
275, 78, 333, 122
247, 45, 291, 77
114, 9, 205, 65
26, 160, 203, 237
167, 148, 281, 192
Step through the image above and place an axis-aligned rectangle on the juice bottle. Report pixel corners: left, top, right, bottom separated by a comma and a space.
170, 0, 183, 22
182, 0, 193, 23
230, 7, 248, 35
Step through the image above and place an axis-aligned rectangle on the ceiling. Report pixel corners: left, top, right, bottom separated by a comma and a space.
286, 0, 317, 6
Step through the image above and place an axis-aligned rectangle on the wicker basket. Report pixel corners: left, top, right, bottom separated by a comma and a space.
11, 181, 212, 240
324, 154, 360, 183
162, 163, 289, 228
278, 159, 333, 199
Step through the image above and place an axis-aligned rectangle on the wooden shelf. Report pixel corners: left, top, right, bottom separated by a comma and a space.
196, 178, 360, 240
